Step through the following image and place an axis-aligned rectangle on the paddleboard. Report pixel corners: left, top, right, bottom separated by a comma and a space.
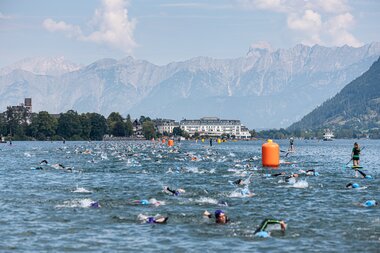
351, 166, 363, 169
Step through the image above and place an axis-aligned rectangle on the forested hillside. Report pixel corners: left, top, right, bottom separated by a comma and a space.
289, 57, 380, 136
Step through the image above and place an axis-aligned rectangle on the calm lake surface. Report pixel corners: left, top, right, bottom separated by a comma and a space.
0, 139, 379, 252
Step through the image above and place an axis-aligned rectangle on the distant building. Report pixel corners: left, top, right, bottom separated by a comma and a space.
154, 118, 179, 134
24, 98, 32, 112
180, 117, 251, 139
240, 126, 251, 139
133, 119, 143, 137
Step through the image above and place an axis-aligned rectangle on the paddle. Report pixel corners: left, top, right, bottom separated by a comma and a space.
346, 146, 365, 165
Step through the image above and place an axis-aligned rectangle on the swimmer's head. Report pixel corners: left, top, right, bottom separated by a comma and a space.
215, 210, 227, 224
365, 175, 373, 179
90, 201, 100, 208
147, 217, 155, 223
364, 200, 378, 207
314, 172, 320, 176
293, 173, 299, 178
346, 183, 359, 188
140, 199, 150, 205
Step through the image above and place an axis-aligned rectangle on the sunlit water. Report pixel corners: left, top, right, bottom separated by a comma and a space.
0, 140, 379, 252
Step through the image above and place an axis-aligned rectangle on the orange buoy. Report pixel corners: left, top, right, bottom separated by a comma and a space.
262, 139, 280, 167
168, 139, 174, 147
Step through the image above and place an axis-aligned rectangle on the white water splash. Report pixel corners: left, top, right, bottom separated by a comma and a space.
194, 197, 219, 204
72, 187, 92, 193
55, 198, 96, 208
292, 180, 309, 188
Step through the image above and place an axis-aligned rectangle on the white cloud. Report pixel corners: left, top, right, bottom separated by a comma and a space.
237, 0, 362, 47
250, 41, 273, 51
315, 0, 349, 14
43, 19, 82, 38
42, 0, 137, 54
326, 13, 362, 47
287, 10, 322, 31
287, 9, 322, 45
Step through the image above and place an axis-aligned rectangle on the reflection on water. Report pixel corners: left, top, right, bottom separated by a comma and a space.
0, 139, 379, 252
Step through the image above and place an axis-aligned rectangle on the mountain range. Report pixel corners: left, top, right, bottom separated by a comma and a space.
288, 56, 380, 132
1, 42, 380, 129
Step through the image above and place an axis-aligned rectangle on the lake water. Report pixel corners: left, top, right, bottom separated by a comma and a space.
0, 139, 379, 252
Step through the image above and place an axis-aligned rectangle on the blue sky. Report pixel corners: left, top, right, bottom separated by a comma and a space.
0, 0, 379, 67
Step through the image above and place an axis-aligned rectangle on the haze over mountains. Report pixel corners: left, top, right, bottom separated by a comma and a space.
1, 42, 380, 129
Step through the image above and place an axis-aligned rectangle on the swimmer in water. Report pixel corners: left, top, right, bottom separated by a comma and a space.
298, 169, 319, 176
233, 179, 244, 185
90, 201, 101, 208
138, 214, 168, 224
285, 173, 299, 182
134, 198, 162, 207
164, 186, 185, 196
346, 182, 360, 189
203, 210, 230, 224
271, 172, 286, 177
254, 219, 287, 237
361, 200, 378, 207
52, 163, 73, 172
40, 159, 48, 165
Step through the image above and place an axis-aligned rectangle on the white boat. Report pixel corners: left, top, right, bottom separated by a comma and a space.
0, 135, 6, 143
323, 129, 334, 141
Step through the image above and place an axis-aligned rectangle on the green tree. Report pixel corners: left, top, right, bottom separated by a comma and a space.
29, 111, 58, 140
80, 114, 91, 139
107, 112, 125, 136
125, 114, 133, 137
0, 113, 7, 136
172, 127, 183, 136
139, 115, 151, 124
56, 110, 82, 139
5, 106, 29, 138
113, 121, 126, 136
88, 113, 107, 140
142, 120, 156, 140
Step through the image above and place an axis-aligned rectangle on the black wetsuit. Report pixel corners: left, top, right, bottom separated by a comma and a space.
166, 187, 179, 196
352, 147, 360, 161
40, 160, 48, 165
255, 219, 284, 234
234, 179, 243, 185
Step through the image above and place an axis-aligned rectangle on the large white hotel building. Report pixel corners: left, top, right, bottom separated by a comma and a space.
155, 117, 251, 139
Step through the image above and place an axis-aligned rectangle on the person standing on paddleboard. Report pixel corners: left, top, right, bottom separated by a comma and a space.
351, 142, 361, 167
